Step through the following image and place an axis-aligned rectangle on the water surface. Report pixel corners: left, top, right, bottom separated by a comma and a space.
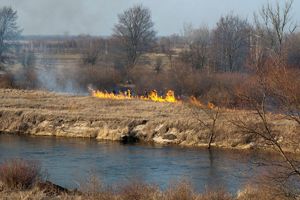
0, 134, 262, 192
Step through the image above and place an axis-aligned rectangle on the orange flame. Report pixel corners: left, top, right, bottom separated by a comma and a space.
91, 89, 177, 103
190, 96, 216, 109
92, 90, 132, 100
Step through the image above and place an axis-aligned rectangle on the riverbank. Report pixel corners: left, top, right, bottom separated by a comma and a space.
0, 89, 299, 153
0, 180, 288, 200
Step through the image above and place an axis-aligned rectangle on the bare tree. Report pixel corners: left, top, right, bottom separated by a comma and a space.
113, 5, 156, 80
250, 0, 299, 127
188, 97, 222, 149
233, 99, 300, 197
254, 0, 297, 60
233, 63, 300, 196
0, 7, 21, 68
287, 33, 300, 68
158, 36, 175, 68
77, 36, 104, 66
154, 57, 163, 74
181, 25, 210, 70
211, 14, 251, 72
268, 67, 300, 126
19, 50, 36, 68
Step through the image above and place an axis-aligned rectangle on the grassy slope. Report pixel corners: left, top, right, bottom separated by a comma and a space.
0, 89, 298, 152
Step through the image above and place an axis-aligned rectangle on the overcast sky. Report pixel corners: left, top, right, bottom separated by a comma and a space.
0, 0, 299, 36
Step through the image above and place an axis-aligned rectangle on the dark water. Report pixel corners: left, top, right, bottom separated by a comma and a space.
0, 134, 262, 193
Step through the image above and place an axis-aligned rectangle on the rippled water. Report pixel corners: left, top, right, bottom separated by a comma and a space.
0, 134, 262, 192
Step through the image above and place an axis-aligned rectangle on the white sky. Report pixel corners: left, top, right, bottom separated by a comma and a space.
0, 0, 299, 36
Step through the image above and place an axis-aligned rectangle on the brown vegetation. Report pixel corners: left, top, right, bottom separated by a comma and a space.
0, 1, 299, 198
0, 159, 44, 190
0, 89, 298, 153
0, 173, 294, 200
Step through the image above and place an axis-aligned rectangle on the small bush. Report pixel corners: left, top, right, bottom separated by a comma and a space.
13, 68, 38, 89
119, 180, 160, 200
164, 180, 195, 200
0, 73, 13, 88
79, 173, 114, 200
198, 189, 233, 200
0, 159, 44, 190
237, 185, 292, 200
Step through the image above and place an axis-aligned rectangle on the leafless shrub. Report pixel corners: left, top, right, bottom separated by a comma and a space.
188, 97, 222, 149
0, 73, 13, 88
78, 37, 104, 65
0, 159, 44, 190
197, 189, 233, 200
77, 66, 121, 91
154, 56, 163, 74
79, 173, 114, 200
164, 180, 195, 200
0, 188, 48, 200
233, 59, 300, 197
13, 67, 38, 89
237, 184, 294, 200
200, 73, 245, 108
267, 67, 300, 125
118, 179, 160, 200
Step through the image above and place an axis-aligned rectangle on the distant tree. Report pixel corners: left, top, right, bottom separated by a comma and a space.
254, 0, 297, 59
211, 14, 251, 72
19, 50, 36, 68
0, 7, 21, 68
181, 24, 210, 70
287, 33, 300, 68
77, 37, 104, 66
113, 5, 156, 79
154, 56, 163, 74
158, 36, 176, 68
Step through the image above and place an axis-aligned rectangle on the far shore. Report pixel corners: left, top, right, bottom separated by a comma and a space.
0, 89, 299, 154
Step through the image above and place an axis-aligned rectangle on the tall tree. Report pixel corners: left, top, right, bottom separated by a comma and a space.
254, 0, 296, 58
211, 14, 251, 72
113, 5, 156, 79
0, 7, 21, 67
181, 24, 210, 70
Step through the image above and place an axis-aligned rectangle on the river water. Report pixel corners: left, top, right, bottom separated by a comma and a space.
0, 134, 263, 193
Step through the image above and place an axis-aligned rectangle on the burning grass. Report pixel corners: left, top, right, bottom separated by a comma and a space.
91, 88, 178, 103
0, 89, 299, 153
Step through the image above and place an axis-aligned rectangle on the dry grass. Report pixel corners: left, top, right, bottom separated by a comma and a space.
237, 184, 294, 200
164, 180, 195, 200
0, 159, 44, 190
0, 89, 298, 152
118, 180, 160, 200
0, 165, 296, 200
0, 180, 295, 200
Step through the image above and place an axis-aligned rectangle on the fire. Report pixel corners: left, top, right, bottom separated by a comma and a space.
190, 96, 216, 109
92, 90, 132, 100
91, 89, 178, 103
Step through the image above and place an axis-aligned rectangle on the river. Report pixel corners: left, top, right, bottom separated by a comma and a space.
0, 134, 263, 193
